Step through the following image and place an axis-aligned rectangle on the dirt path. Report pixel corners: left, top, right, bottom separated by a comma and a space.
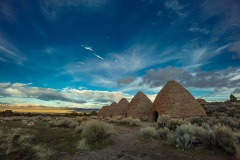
58, 124, 235, 160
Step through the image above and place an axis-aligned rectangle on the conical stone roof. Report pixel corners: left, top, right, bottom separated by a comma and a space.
112, 98, 129, 118
150, 80, 206, 120
105, 102, 118, 118
97, 105, 108, 117
126, 91, 152, 120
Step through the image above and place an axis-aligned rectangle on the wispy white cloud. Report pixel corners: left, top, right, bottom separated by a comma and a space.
81, 45, 94, 52
40, 0, 109, 20
180, 43, 231, 70
90, 75, 115, 87
62, 44, 182, 88
93, 52, 104, 60
200, 0, 240, 37
165, 0, 186, 17
0, 36, 26, 64
229, 41, 240, 59
0, 1, 17, 22
0, 57, 7, 62
189, 23, 209, 34
81, 45, 104, 60
78, 62, 85, 65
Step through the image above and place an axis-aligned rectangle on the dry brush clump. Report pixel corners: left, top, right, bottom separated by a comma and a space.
213, 124, 235, 153
161, 120, 238, 154
74, 116, 89, 123
108, 118, 142, 127
76, 120, 114, 150
77, 138, 90, 150
118, 118, 141, 126
119, 118, 131, 125
173, 124, 201, 150
157, 115, 171, 128
139, 127, 158, 139
48, 118, 79, 129
74, 122, 86, 134
158, 127, 171, 140
129, 119, 141, 126
81, 120, 114, 144
108, 118, 119, 123
32, 145, 56, 160
156, 115, 186, 131
21, 119, 36, 127
0, 127, 55, 159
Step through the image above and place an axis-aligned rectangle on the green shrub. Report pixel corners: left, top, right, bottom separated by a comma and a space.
109, 118, 119, 123
199, 128, 216, 150
207, 117, 220, 127
213, 125, 234, 154
166, 132, 176, 146
129, 119, 141, 127
81, 120, 114, 143
226, 107, 237, 117
157, 115, 170, 128
32, 145, 55, 159
187, 117, 204, 126
0, 129, 3, 138
176, 133, 194, 150
139, 127, 157, 139
174, 124, 199, 150
77, 139, 90, 150
166, 119, 186, 131
218, 117, 239, 130
158, 127, 171, 140
118, 118, 140, 126
233, 132, 240, 144
48, 118, 79, 129
119, 118, 131, 125
142, 115, 149, 122
74, 123, 85, 134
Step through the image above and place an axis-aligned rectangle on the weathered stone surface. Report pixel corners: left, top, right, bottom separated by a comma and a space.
105, 102, 118, 118
126, 91, 152, 120
112, 98, 129, 118
150, 80, 206, 120
97, 106, 108, 117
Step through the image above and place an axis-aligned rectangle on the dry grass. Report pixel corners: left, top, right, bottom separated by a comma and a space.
0, 108, 73, 114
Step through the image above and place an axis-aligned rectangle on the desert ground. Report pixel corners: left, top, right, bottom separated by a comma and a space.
1, 102, 239, 160
59, 123, 235, 160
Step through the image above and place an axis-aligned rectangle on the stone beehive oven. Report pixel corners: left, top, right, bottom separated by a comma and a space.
97, 106, 108, 117
112, 98, 129, 118
150, 80, 206, 120
126, 91, 152, 120
105, 102, 118, 118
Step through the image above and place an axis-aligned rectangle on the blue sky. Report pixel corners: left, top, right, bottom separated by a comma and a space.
0, 0, 240, 108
